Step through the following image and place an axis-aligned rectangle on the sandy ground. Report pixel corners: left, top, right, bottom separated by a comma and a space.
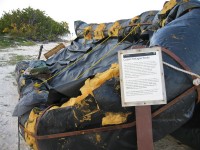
0, 42, 194, 150
0, 42, 59, 150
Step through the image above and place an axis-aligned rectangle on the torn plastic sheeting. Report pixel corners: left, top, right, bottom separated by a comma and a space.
74, 12, 158, 41
46, 42, 93, 71
13, 60, 50, 116
13, 84, 48, 116
47, 38, 132, 88
46, 11, 158, 87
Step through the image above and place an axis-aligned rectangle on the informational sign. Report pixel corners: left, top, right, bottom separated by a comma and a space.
118, 47, 166, 106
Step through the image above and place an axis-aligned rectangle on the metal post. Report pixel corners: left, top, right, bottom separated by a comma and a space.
135, 106, 154, 150
38, 45, 43, 60
18, 117, 21, 150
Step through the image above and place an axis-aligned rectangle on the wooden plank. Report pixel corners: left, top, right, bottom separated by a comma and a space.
135, 106, 154, 150
44, 43, 65, 59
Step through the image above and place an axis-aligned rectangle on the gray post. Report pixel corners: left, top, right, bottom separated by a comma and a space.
38, 45, 43, 60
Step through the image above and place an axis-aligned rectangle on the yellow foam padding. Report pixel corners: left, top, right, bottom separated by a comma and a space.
20, 79, 26, 87
161, 18, 167, 27
20, 70, 25, 74
94, 23, 106, 40
160, 0, 190, 15
83, 26, 92, 40
102, 112, 132, 126
34, 82, 41, 88
108, 21, 121, 37
49, 105, 60, 110
159, 0, 189, 26
61, 63, 119, 108
73, 100, 100, 124
160, 0, 177, 15
130, 16, 139, 25
25, 108, 41, 150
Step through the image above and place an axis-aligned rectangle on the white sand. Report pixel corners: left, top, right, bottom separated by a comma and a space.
0, 42, 59, 150
0, 42, 193, 150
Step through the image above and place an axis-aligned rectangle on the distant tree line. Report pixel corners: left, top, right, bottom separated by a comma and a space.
0, 7, 70, 41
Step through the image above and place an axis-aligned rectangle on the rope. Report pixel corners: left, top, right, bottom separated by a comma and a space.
34, 23, 141, 87
34, 36, 110, 88
163, 61, 200, 86
77, 23, 151, 31
75, 24, 140, 80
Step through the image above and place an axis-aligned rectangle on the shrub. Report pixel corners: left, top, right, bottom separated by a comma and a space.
0, 7, 70, 41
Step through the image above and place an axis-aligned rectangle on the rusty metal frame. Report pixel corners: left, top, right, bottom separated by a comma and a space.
19, 47, 200, 150
135, 106, 154, 150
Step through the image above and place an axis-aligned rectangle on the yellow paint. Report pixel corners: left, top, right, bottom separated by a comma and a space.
20, 79, 26, 87
83, 26, 92, 40
96, 133, 101, 143
160, 0, 177, 15
73, 99, 100, 123
108, 21, 121, 37
94, 23, 106, 40
49, 105, 59, 110
25, 63, 121, 149
160, 0, 189, 15
34, 82, 41, 88
25, 108, 41, 150
61, 63, 119, 108
102, 112, 131, 126
161, 18, 167, 27
130, 16, 139, 25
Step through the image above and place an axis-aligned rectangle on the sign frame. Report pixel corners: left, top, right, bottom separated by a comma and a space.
118, 47, 166, 107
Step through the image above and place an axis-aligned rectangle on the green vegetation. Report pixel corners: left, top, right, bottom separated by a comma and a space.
0, 36, 35, 49
8, 54, 34, 65
0, 7, 70, 41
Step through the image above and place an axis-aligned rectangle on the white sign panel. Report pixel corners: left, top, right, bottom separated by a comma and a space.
118, 47, 166, 106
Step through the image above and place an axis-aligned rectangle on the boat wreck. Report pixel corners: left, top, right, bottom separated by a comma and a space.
14, 0, 200, 149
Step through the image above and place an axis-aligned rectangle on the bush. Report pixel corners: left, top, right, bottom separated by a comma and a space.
0, 7, 70, 41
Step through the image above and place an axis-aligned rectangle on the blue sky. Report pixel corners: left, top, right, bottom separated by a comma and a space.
0, 0, 167, 34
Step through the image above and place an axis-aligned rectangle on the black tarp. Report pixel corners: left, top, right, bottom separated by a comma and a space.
150, 1, 200, 148
14, 0, 200, 149
171, 104, 200, 150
